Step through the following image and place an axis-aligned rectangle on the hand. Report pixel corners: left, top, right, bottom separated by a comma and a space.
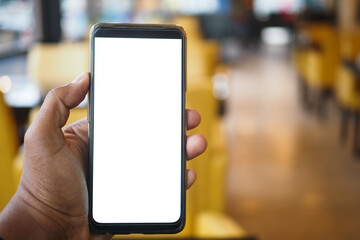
0, 73, 207, 239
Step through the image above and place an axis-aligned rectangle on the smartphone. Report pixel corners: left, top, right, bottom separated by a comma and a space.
88, 23, 186, 234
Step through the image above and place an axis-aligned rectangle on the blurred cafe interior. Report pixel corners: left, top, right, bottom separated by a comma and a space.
2, 0, 360, 239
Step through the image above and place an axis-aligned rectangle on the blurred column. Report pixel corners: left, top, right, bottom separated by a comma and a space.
33, 0, 61, 42
338, 0, 359, 30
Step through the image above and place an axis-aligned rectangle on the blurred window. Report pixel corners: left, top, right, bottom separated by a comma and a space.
88, 0, 225, 25
254, 0, 304, 18
261, 27, 292, 45
164, 0, 220, 15
61, 0, 87, 40
0, 0, 34, 57
99, 0, 133, 23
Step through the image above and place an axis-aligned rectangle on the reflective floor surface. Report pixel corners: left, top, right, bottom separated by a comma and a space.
225, 45, 360, 240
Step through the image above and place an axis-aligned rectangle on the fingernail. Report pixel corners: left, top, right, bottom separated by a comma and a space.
72, 72, 87, 84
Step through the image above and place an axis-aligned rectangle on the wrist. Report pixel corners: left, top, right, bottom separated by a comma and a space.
0, 192, 52, 239
0, 187, 90, 239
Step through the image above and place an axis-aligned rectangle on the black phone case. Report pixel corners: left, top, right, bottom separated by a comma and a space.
88, 23, 187, 234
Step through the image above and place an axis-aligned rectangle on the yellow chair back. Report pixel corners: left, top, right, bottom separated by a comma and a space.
0, 92, 18, 210
339, 30, 360, 61
27, 42, 89, 94
336, 64, 360, 110
298, 24, 339, 89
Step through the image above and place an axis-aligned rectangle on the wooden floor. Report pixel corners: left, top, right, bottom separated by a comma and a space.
225, 45, 360, 240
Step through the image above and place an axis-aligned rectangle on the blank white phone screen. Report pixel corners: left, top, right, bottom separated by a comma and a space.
92, 37, 182, 223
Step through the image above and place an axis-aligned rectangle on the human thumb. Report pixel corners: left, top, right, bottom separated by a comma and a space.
26, 72, 90, 146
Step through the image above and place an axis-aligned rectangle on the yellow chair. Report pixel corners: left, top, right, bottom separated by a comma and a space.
338, 30, 360, 62
336, 31, 360, 111
336, 65, 360, 112
0, 92, 19, 210
27, 42, 89, 94
336, 63, 360, 155
304, 25, 339, 90
173, 16, 204, 40
173, 16, 221, 79
335, 30, 360, 155
294, 23, 339, 116
194, 212, 247, 238
187, 39, 221, 79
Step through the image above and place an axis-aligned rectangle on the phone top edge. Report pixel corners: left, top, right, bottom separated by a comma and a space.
90, 23, 186, 39
91, 22, 184, 30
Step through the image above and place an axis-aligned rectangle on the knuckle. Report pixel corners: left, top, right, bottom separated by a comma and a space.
46, 87, 61, 101
23, 127, 33, 146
